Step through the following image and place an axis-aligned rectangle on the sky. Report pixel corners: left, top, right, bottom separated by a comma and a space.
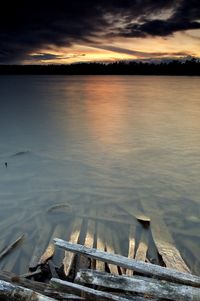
0, 0, 200, 64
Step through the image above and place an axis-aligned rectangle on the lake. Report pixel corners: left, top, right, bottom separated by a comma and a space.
0, 75, 199, 275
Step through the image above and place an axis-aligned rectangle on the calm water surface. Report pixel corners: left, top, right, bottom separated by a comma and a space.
0, 76, 199, 275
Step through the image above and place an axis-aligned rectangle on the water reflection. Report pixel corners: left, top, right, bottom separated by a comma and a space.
0, 76, 199, 275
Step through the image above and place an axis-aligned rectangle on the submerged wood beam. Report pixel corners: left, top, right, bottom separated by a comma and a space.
96, 222, 106, 272
134, 228, 148, 262
126, 225, 136, 276
63, 218, 82, 277
0, 279, 56, 301
0, 234, 24, 261
78, 220, 95, 270
139, 198, 191, 273
105, 227, 119, 275
54, 239, 200, 287
76, 269, 200, 301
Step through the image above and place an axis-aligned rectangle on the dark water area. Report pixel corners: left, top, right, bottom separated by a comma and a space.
0, 75, 199, 275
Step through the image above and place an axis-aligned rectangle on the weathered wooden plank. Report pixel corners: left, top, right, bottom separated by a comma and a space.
0, 280, 56, 301
126, 225, 136, 276
0, 234, 24, 261
96, 222, 106, 272
63, 218, 82, 276
54, 239, 200, 287
139, 198, 191, 273
104, 227, 119, 275
78, 220, 95, 270
134, 228, 148, 262
39, 245, 55, 266
76, 270, 200, 301
51, 278, 141, 301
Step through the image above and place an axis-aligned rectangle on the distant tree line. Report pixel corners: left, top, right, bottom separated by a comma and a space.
0, 59, 199, 75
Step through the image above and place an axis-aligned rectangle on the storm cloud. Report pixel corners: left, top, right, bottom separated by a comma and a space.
0, 0, 199, 63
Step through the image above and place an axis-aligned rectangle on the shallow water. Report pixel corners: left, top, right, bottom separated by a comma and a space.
0, 75, 199, 275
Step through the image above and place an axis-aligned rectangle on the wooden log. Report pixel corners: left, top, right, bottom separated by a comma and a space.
54, 239, 200, 287
139, 198, 191, 273
0, 234, 24, 261
51, 278, 140, 301
0, 279, 56, 301
126, 225, 136, 276
63, 218, 82, 276
76, 270, 200, 301
134, 228, 148, 262
105, 227, 119, 275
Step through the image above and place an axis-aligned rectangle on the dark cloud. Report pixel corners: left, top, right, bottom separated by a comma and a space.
122, 0, 200, 37
0, 0, 199, 63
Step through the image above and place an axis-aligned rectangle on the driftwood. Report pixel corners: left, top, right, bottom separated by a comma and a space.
51, 278, 148, 301
76, 269, 200, 301
0, 279, 56, 301
54, 239, 200, 287
0, 235, 24, 261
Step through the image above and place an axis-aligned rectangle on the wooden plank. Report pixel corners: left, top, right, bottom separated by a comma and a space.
0, 280, 56, 301
126, 225, 136, 276
96, 222, 105, 272
63, 218, 82, 276
79, 219, 95, 270
134, 228, 148, 262
51, 278, 142, 301
104, 227, 119, 275
54, 239, 200, 287
76, 270, 200, 301
76, 220, 95, 271
139, 198, 191, 273
111, 227, 125, 275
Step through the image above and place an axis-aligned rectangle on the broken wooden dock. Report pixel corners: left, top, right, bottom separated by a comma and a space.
0, 202, 199, 300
